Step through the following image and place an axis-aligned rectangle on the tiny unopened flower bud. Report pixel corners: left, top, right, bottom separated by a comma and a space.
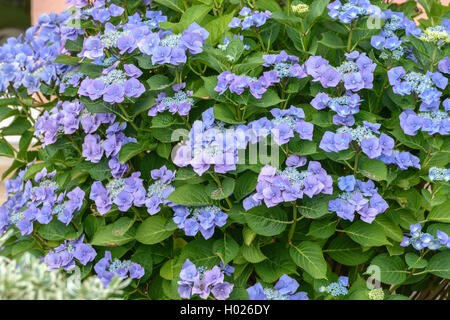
292, 2, 309, 15
368, 288, 385, 300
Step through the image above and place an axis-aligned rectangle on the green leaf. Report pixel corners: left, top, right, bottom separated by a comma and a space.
249, 88, 283, 107
131, 245, 153, 279
318, 31, 345, 49
151, 112, 179, 128
427, 201, 450, 223
167, 184, 213, 206
206, 177, 235, 200
306, 0, 330, 23
234, 171, 258, 202
135, 216, 174, 245
359, 158, 388, 181
427, 251, 450, 279
242, 241, 267, 263
245, 206, 289, 236
254, 0, 282, 12
325, 235, 372, 266
213, 104, 242, 124
373, 215, 404, 242
118, 142, 145, 163
205, 13, 234, 45
242, 227, 257, 246
91, 217, 136, 246
54, 54, 81, 66
2, 117, 31, 136
156, 143, 172, 159
298, 194, 334, 219
147, 75, 172, 91
255, 243, 298, 282
0, 140, 15, 158
160, 259, 177, 280
179, 239, 220, 269
80, 97, 121, 115
213, 235, 239, 264
289, 241, 328, 279
23, 162, 46, 180
270, 11, 302, 29
225, 37, 244, 61
308, 218, 337, 239
289, 138, 317, 156
370, 253, 408, 285
159, 5, 211, 32
153, 0, 185, 13
344, 220, 390, 247
405, 253, 428, 269
38, 219, 79, 241
73, 159, 112, 181
78, 63, 104, 78
84, 215, 105, 239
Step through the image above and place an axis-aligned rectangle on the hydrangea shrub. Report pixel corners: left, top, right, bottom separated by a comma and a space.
0, 0, 449, 300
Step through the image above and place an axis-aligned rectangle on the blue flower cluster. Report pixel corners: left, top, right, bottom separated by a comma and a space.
215, 51, 306, 99
262, 51, 307, 80
243, 157, 333, 209
247, 106, 313, 146
370, 10, 420, 61
305, 52, 375, 91
311, 92, 362, 126
400, 224, 449, 250
329, 175, 388, 223
247, 274, 308, 300
319, 276, 349, 296
137, 22, 209, 66
78, 64, 145, 104
327, 0, 381, 24
44, 235, 96, 271
34, 103, 134, 178
388, 67, 447, 111
172, 108, 248, 176
0, 167, 85, 235
73, 1, 207, 67
320, 122, 394, 159
148, 83, 194, 117
428, 167, 450, 182
145, 166, 175, 215
94, 251, 145, 287
82, 123, 136, 178
89, 172, 146, 215
400, 107, 450, 136
0, 10, 81, 93
228, 7, 271, 30
172, 205, 228, 239
438, 57, 450, 74
178, 259, 234, 300
378, 150, 421, 171
34, 100, 115, 146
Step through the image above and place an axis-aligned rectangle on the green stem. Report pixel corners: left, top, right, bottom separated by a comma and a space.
118, 103, 139, 131
287, 201, 297, 246
347, 22, 355, 52
353, 151, 360, 176
430, 46, 438, 72
374, 75, 388, 113
209, 172, 232, 210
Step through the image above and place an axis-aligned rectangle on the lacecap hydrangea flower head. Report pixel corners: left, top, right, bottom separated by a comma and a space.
177, 259, 234, 300
247, 274, 308, 300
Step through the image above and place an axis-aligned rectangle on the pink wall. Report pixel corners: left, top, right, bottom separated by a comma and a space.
31, 0, 449, 25
31, 0, 69, 24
